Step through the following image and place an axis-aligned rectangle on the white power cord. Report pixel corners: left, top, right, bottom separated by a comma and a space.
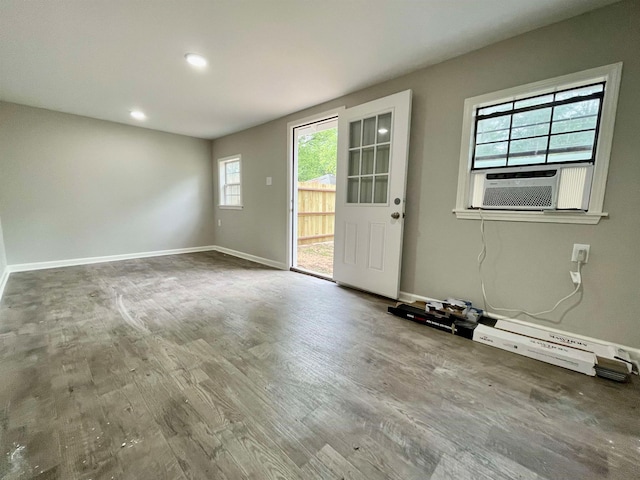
477, 210, 583, 318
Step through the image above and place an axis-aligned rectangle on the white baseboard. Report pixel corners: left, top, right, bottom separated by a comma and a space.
6, 244, 287, 274
8, 245, 219, 273
1, 244, 285, 302
398, 291, 640, 362
398, 291, 442, 304
0, 267, 9, 303
211, 246, 288, 270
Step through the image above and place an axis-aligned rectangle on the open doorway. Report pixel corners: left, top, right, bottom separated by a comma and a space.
291, 116, 338, 278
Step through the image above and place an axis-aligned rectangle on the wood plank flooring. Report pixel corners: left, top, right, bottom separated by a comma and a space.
0, 251, 638, 479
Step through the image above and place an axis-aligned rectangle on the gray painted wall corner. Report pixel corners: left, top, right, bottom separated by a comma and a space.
0, 102, 217, 265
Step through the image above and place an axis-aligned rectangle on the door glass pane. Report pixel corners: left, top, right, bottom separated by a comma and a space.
347, 178, 359, 203
377, 113, 391, 143
348, 150, 361, 176
361, 148, 374, 175
374, 176, 388, 203
362, 117, 376, 146
375, 145, 390, 173
349, 121, 362, 148
359, 177, 373, 203
360, 177, 373, 203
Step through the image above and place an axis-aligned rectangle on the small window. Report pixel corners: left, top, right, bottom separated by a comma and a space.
455, 63, 622, 224
218, 155, 242, 209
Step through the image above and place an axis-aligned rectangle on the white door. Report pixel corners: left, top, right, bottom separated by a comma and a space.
333, 90, 412, 299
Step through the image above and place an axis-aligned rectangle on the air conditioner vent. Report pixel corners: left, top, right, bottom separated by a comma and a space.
480, 167, 559, 210
483, 185, 554, 208
472, 164, 593, 210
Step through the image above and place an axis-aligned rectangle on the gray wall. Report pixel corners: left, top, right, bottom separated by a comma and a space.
0, 103, 216, 264
0, 216, 7, 276
213, 124, 288, 263
212, 1, 640, 348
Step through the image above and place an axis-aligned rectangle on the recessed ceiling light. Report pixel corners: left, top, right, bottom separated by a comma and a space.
185, 53, 207, 68
130, 110, 146, 121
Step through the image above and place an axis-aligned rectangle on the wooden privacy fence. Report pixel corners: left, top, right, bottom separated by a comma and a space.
297, 182, 336, 245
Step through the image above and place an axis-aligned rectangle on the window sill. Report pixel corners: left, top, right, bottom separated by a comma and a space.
452, 209, 607, 224
219, 205, 243, 210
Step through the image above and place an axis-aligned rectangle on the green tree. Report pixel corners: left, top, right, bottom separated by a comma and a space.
297, 128, 337, 182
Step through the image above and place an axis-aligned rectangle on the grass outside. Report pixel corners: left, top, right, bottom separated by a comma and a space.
296, 242, 334, 277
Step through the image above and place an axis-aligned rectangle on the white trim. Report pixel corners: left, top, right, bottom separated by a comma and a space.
451, 209, 607, 224
398, 291, 640, 361
588, 63, 622, 212
286, 107, 345, 270
211, 246, 288, 270
0, 267, 9, 302
6, 244, 286, 275
3, 244, 285, 297
8, 245, 218, 273
455, 63, 623, 223
398, 290, 442, 304
219, 205, 243, 210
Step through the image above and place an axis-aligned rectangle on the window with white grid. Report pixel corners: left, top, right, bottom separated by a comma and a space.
218, 155, 242, 208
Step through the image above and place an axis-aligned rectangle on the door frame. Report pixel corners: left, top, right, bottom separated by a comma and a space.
286, 107, 345, 270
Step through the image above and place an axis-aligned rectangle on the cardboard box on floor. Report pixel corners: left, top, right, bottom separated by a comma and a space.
473, 324, 597, 376
493, 319, 633, 374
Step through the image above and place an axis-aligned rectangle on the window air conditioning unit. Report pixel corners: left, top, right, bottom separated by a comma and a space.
470, 164, 594, 211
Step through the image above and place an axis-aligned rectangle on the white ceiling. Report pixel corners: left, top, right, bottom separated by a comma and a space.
0, 0, 618, 139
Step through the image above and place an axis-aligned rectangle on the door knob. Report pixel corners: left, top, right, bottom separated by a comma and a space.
390, 212, 401, 219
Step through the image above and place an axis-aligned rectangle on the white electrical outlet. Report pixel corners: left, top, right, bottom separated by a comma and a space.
218, 219, 222, 227
571, 243, 590, 263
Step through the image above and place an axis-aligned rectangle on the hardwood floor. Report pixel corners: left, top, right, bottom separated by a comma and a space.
0, 251, 638, 479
